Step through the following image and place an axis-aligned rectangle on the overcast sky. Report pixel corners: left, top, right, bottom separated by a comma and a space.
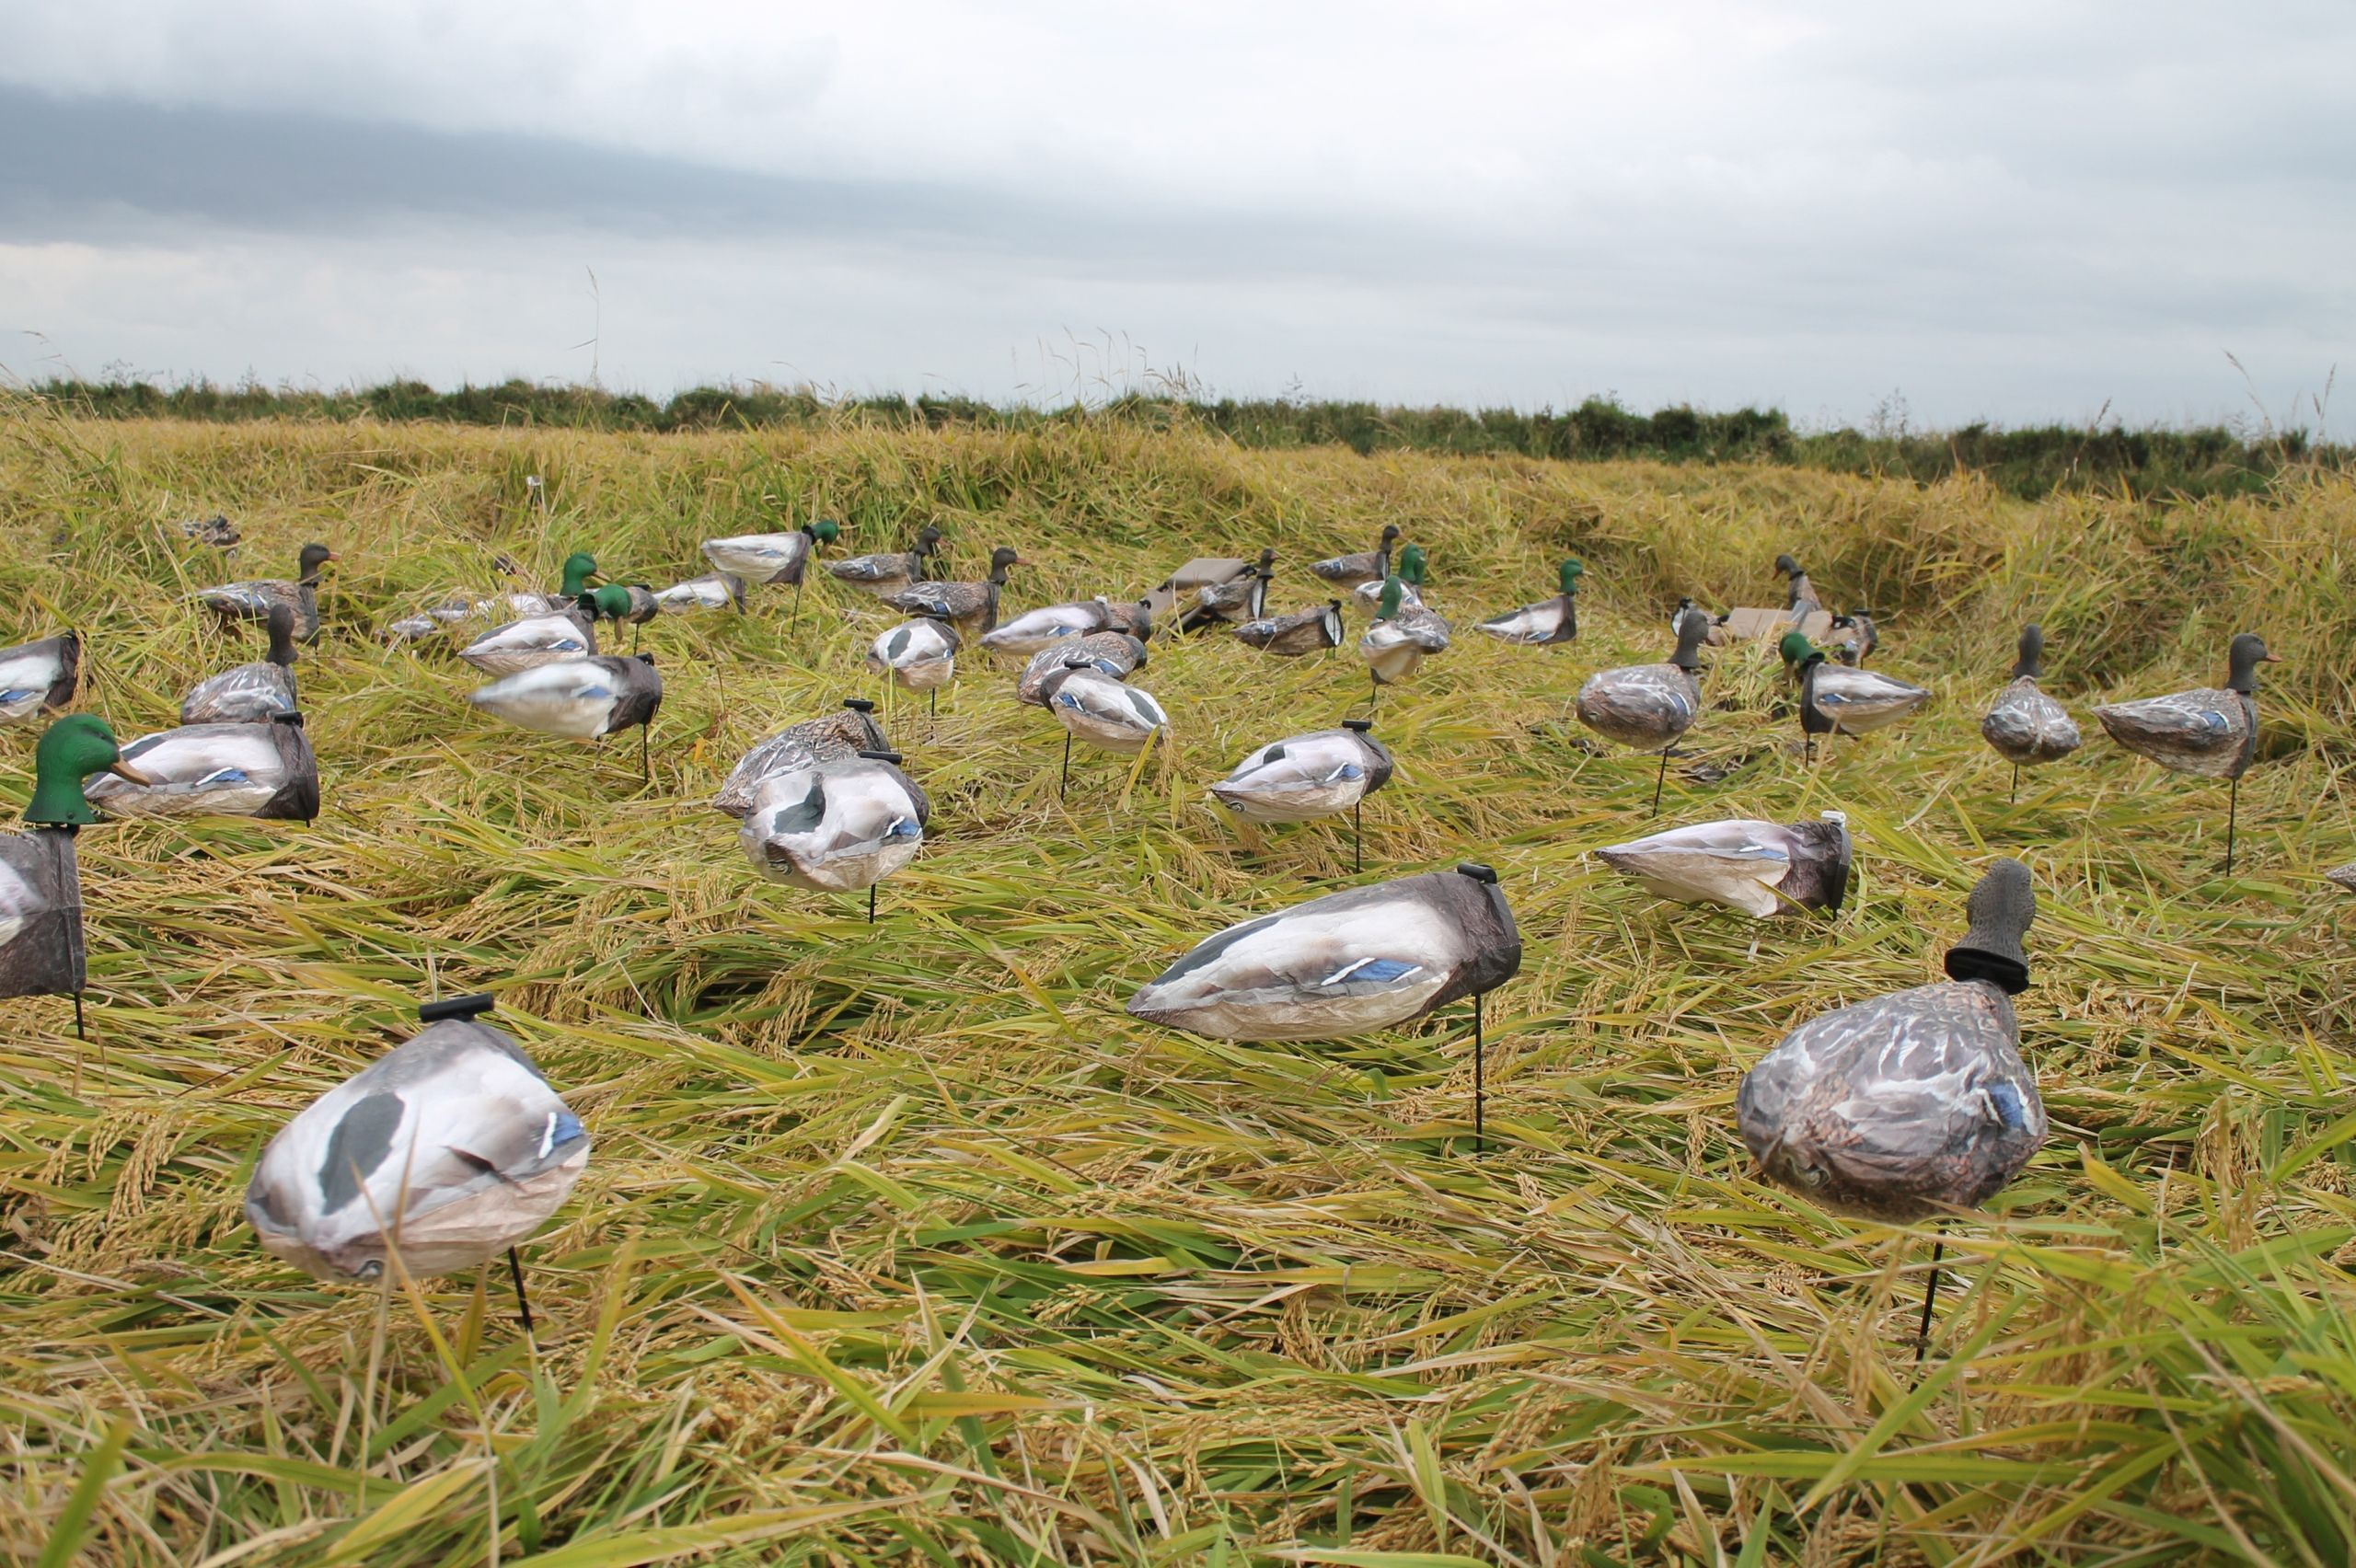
4, 1, 2350, 430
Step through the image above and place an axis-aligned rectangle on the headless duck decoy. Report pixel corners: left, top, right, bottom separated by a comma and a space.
0, 716, 150, 1034
1597, 811, 1851, 918
1738, 859, 2044, 1355
1478, 559, 1583, 646
196, 542, 334, 641
1830, 609, 1879, 666
1016, 631, 1147, 708
653, 570, 748, 614
1357, 576, 1450, 707
1129, 862, 1519, 1146
179, 513, 240, 548
2093, 631, 2280, 873
0, 631, 81, 726
1981, 624, 2081, 800
869, 617, 962, 711
1235, 601, 1345, 657
1575, 606, 1708, 814
740, 748, 928, 921
502, 552, 601, 617
460, 605, 596, 675
1210, 718, 1392, 872
980, 596, 1118, 657
182, 603, 297, 724
1180, 549, 1275, 631
701, 520, 839, 585
244, 992, 589, 1335
1774, 553, 1820, 620
1311, 524, 1403, 591
469, 651, 664, 781
884, 546, 1025, 639
712, 698, 889, 819
87, 710, 318, 822
1780, 630, 1930, 761
829, 525, 944, 599
1038, 664, 1167, 796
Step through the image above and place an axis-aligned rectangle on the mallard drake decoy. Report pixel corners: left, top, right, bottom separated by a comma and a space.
502, 552, 602, 617
1310, 525, 1402, 591
1981, 624, 2081, 799
181, 604, 298, 724
178, 513, 239, 548
0, 631, 81, 725
1780, 630, 1930, 760
1738, 859, 2043, 1352
1015, 632, 1147, 708
1597, 811, 1851, 917
1478, 559, 1582, 645
653, 570, 748, 614
1774, 553, 1820, 619
1234, 601, 1345, 657
0, 716, 149, 1031
86, 711, 318, 821
1575, 606, 1708, 813
1358, 576, 1449, 705
1830, 609, 1879, 666
978, 597, 1116, 657
460, 607, 596, 675
2093, 631, 2280, 872
740, 749, 929, 916
1039, 664, 1166, 794
711, 699, 889, 819
244, 992, 588, 1332
1353, 543, 1434, 609
701, 520, 840, 585
572, 583, 661, 651
196, 542, 334, 641
828, 525, 944, 598
868, 617, 961, 708
884, 546, 1024, 639
1209, 718, 1393, 870
1180, 549, 1275, 631
469, 652, 663, 780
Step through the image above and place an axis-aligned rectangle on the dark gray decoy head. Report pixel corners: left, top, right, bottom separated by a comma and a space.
1943, 858, 2036, 994
987, 546, 1024, 582
2012, 624, 2045, 680
2225, 632, 2281, 694
264, 604, 298, 667
1773, 553, 1802, 578
1669, 606, 1710, 672
297, 542, 336, 581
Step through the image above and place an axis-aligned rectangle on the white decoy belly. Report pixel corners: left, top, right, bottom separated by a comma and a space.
1597, 820, 1798, 917
1048, 669, 1167, 751
87, 725, 291, 816
1476, 599, 1570, 644
702, 533, 810, 582
980, 603, 1108, 655
461, 614, 595, 675
1210, 731, 1383, 823
0, 858, 38, 950
0, 649, 66, 721
2092, 687, 2251, 777
1810, 665, 1931, 733
1130, 897, 1461, 1040
469, 660, 625, 739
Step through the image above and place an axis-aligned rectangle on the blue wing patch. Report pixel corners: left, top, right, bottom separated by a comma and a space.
1322, 957, 1423, 986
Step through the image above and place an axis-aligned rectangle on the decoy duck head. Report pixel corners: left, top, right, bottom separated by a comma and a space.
1255, 548, 1276, 570
1944, 858, 2036, 994
1129, 599, 1155, 640
1376, 576, 1405, 619
297, 542, 336, 580
29, 714, 148, 825
1558, 559, 1585, 596
987, 546, 1024, 581
583, 584, 636, 623
2012, 623, 2046, 680
914, 525, 945, 553
264, 603, 298, 667
1397, 545, 1429, 586
1777, 630, 1823, 674
1380, 524, 1403, 546
1773, 553, 1801, 578
558, 552, 599, 594
2226, 632, 2281, 694
1669, 605, 1709, 671
808, 519, 841, 544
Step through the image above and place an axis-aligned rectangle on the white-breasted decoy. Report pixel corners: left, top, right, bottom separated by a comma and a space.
884, 546, 1025, 639
182, 603, 298, 724
652, 570, 748, 614
869, 617, 962, 713
0, 631, 81, 727
979, 598, 1117, 657
1830, 609, 1879, 666
460, 607, 596, 675
1981, 624, 2081, 800
1180, 549, 1275, 632
827, 525, 943, 598
196, 542, 334, 641
1234, 601, 1345, 657
1357, 576, 1449, 709
1015, 632, 1148, 708
245, 992, 589, 1335
1597, 811, 1851, 918
1209, 718, 1392, 872
1576, 607, 1709, 814
711, 698, 889, 819
87, 711, 318, 822
740, 748, 928, 921
1478, 559, 1583, 646
1738, 858, 2044, 1355
0, 716, 150, 1037
500, 553, 602, 617
1038, 664, 1167, 796
1779, 631, 1930, 761
1129, 862, 1520, 1147
701, 520, 839, 586
1773, 553, 1820, 620
1310, 525, 1402, 591
2093, 631, 2280, 873
469, 652, 664, 781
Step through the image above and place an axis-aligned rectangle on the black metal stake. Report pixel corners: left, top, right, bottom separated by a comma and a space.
2010, 765, 2019, 804
639, 724, 650, 785
1369, 674, 1380, 714
1353, 799, 1363, 875
930, 688, 937, 718
1914, 1239, 1945, 1364
1472, 992, 1486, 1155
1651, 749, 1669, 817
508, 1246, 537, 1343
867, 882, 877, 925
1060, 732, 1073, 799
72, 991, 86, 1043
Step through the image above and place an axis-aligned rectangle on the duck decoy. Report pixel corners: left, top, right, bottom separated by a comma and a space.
868, 618, 961, 713
1310, 525, 1403, 591
884, 546, 1025, 639
1830, 609, 1879, 666
2093, 631, 2280, 873
1597, 812, 1851, 918
1038, 664, 1167, 796
196, 542, 334, 641
701, 520, 840, 586
1015, 632, 1148, 708
178, 513, 239, 548
0, 716, 149, 1037
575, 582, 661, 651
739, 748, 928, 922
1180, 549, 1275, 632
1353, 543, 1433, 609
979, 597, 1117, 657
469, 652, 664, 781
244, 991, 589, 1335
1100, 599, 1155, 639
828, 525, 944, 599
1774, 553, 1820, 620
1209, 718, 1392, 872
1478, 559, 1583, 646
1234, 601, 1345, 657
652, 570, 748, 614
1357, 576, 1449, 709
1981, 624, 2081, 800
711, 698, 889, 819
460, 606, 596, 675
181, 604, 297, 724
1575, 606, 1709, 814
1128, 862, 1520, 1147
86, 711, 318, 822
502, 552, 602, 617
0, 631, 82, 726
1670, 596, 1699, 632
1738, 859, 2044, 1355
2327, 864, 2356, 894
1779, 631, 1930, 761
